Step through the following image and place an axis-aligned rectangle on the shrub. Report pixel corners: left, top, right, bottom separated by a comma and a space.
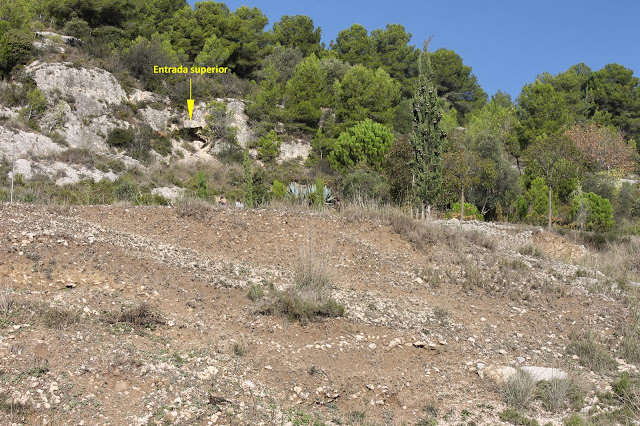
259, 246, 344, 324
271, 179, 286, 200
110, 303, 164, 330
42, 306, 79, 329
62, 18, 91, 39
247, 284, 264, 302
571, 191, 614, 232
257, 130, 281, 162
329, 119, 394, 171
151, 133, 172, 157
499, 409, 540, 426
568, 330, 616, 372
107, 128, 134, 148
503, 368, 536, 409
340, 167, 390, 204
539, 377, 571, 412
174, 197, 216, 220
446, 202, 484, 221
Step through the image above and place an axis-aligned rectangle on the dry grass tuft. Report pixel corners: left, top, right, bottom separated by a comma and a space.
110, 303, 165, 330
0, 283, 14, 314
581, 236, 640, 286
503, 368, 536, 409
259, 245, 344, 324
174, 197, 218, 220
539, 376, 572, 412
568, 330, 617, 372
42, 305, 79, 329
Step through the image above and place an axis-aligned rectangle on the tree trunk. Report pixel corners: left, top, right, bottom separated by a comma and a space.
460, 186, 465, 222
548, 185, 552, 230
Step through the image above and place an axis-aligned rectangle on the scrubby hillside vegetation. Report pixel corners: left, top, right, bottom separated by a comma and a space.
2, 1, 640, 424
0, 0, 638, 238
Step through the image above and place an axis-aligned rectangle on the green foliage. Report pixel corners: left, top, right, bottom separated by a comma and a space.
525, 177, 554, 226
257, 46, 303, 84
0, 28, 33, 76
246, 63, 284, 126
283, 53, 328, 129
586, 64, 640, 143
63, 17, 91, 39
194, 171, 208, 200
334, 65, 400, 130
340, 167, 390, 203
271, 179, 286, 200
331, 24, 373, 67
106, 128, 134, 148
257, 131, 281, 162
516, 81, 570, 150
524, 135, 584, 228
571, 191, 614, 232
120, 33, 182, 92
431, 48, 487, 121
329, 119, 394, 171
24, 88, 47, 120
499, 409, 540, 426
272, 15, 322, 57
411, 46, 447, 208
194, 34, 230, 67
446, 202, 484, 221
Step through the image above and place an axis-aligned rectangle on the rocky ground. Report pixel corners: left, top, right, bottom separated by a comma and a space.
0, 203, 638, 425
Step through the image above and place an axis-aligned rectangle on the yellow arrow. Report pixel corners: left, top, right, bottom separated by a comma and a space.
187, 78, 194, 120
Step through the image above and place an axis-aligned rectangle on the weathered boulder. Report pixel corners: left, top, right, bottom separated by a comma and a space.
0, 126, 64, 162
26, 61, 126, 116
484, 365, 567, 383
9, 159, 33, 180
279, 139, 311, 163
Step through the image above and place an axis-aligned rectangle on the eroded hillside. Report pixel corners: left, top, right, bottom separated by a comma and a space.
0, 203, 638, 425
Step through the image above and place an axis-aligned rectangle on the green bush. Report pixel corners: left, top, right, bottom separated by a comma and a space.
525, 177, 556, 226
446, 202, 484, 221
571, 191, 614, 232
257, 130, 281, 162
62, 18, 91, 39
329, 119, 394, 171
340, 167, 390, 203
271, 179, 286, 200
107, 128, 134, 148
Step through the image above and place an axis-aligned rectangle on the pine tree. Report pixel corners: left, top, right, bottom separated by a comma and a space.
410, 42, 447, 217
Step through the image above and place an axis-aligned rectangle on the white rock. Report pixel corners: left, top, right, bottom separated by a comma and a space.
0, 127, 64, 163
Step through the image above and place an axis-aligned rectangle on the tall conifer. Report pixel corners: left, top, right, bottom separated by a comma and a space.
410, 41, 447, 215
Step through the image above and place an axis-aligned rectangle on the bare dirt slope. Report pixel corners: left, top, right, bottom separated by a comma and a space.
0, 204, 635, 425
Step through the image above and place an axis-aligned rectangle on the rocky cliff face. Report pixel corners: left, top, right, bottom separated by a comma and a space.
1, 50, 310, 188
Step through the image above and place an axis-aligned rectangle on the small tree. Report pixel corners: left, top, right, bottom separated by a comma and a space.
571, 191, 614, 232
410, 41, 447, 217
525, 136, 583, 229
567, 123, 636, 174
525, 177, 555, 226
257, 130, 281, 162
329, 119, 394, 171
443, 147, 485, 221
24, 88, 47, 121
194, 171, 208, 200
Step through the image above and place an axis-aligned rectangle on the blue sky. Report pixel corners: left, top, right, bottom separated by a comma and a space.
188, 0, 640, 99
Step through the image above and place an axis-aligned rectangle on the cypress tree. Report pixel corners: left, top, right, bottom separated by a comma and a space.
410, 42, 447, 216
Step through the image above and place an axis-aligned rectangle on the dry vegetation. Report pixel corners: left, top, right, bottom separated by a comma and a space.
0, 202, 639, 425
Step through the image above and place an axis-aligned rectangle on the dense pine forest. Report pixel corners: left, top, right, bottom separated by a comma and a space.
1, 0, 640, 236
